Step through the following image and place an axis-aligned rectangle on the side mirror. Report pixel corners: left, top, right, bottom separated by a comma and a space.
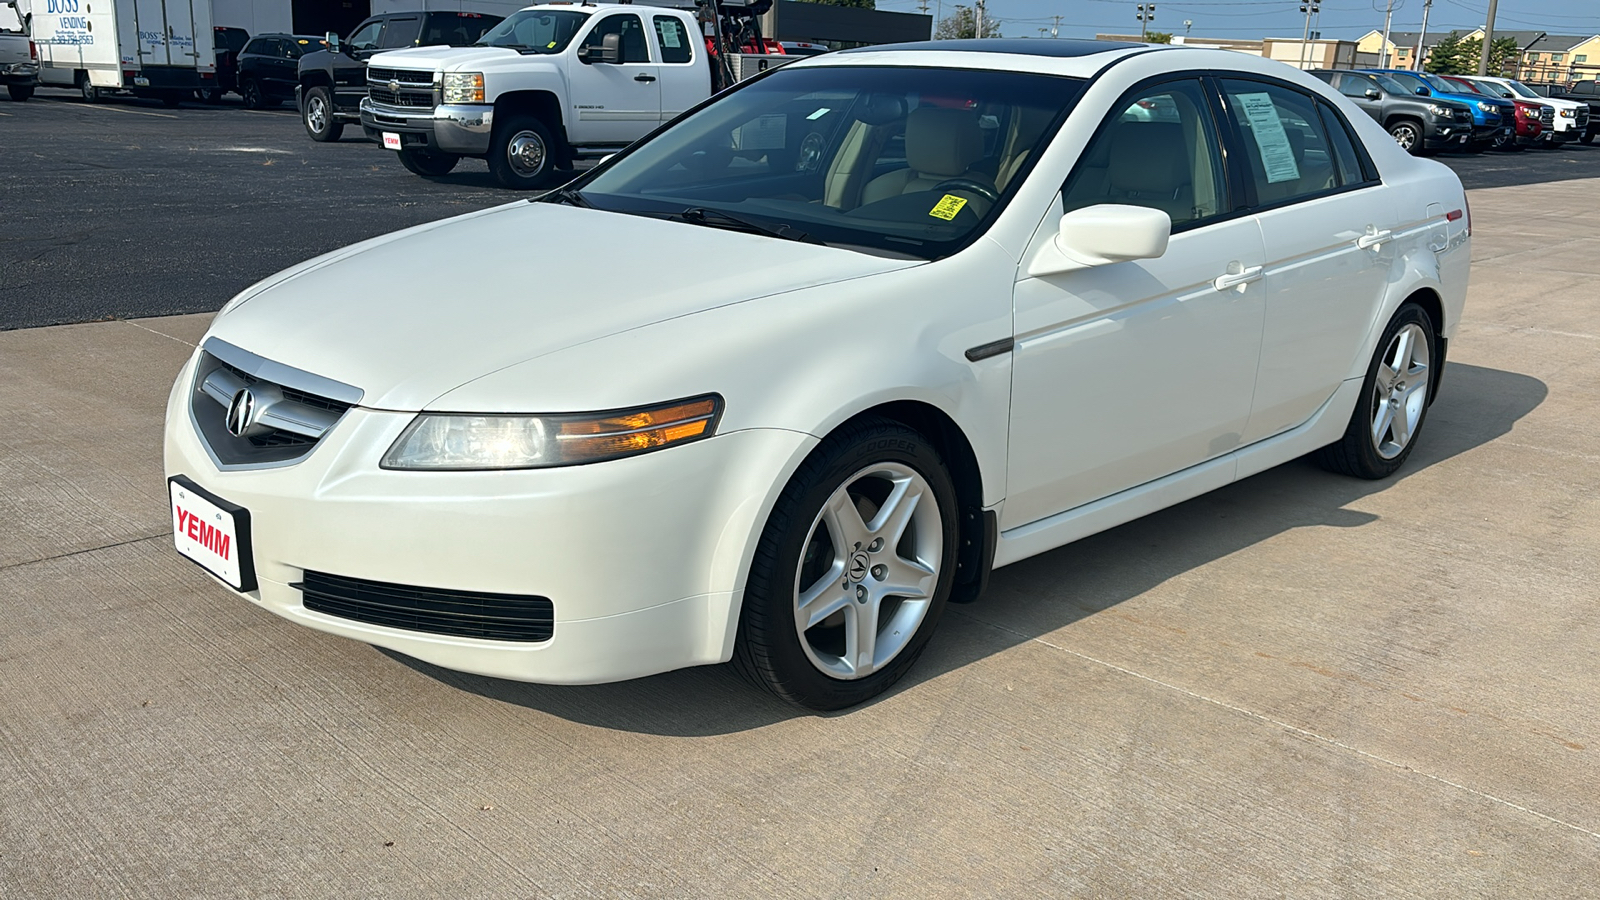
1027, 204, 1171, 277
1365, 87, 1381, 100
577, 32, 623, 65
1415, 86, 1430, 96
325, 31, 339, 52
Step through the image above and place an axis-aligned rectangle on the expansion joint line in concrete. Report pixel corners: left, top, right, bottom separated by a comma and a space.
965, 614, 1600, 843
0, 533, 166, 575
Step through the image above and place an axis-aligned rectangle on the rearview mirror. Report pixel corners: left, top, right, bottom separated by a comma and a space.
578, 33, 623, 65
1028, 204, 1171, 277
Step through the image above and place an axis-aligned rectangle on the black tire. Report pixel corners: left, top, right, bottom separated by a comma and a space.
203, 88, 223, 103
160, 92, 182, 108
487, 114, 560, 190
301, 86, 344, 142
1315, 303, 1438, 480
397, 148, 461, 177
240, 78, 264, 110
77, 72, 99, 103
1582, 132, 1595, 145
1387, 119, 1423, 155
731, 416, 960, 711
1491, 132, 1521, 152
7, 84, 33, 102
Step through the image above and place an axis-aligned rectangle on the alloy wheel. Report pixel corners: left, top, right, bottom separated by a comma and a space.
792, 462, 943, 680
1371, 323, 1430, 460
1391, 123, 1418, 151
306, 95, 327, 133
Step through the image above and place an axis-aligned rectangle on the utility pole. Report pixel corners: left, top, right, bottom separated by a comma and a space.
1051, 14, 1061, 38
974, 0, 985, 38
1136, 4, 1154, 39
1378, 0, 1395, 67
1183, 19, 1192, 36
1476, 0, 1499, 75
1414, 0, 1433, 71
1298, 2, 1319, 70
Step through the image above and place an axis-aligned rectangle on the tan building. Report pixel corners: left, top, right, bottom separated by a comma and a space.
1356, 28, 1600, 82
1261, 38, 1365, 70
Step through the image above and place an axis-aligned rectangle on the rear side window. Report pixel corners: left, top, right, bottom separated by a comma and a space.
1220, 79, 1341, 207
382, 16, 422, 48
1061, 78, 1227, 230
654, 16, 692, 64
242, 38, 271, 55
1316, 100, 1370, 186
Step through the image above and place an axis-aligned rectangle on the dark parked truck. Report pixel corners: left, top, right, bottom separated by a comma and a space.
1529, 81, 1600, 144
1310, 69, 1478, 154
296, 10, 502, 143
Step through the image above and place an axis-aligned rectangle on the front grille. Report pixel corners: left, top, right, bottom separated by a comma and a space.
1577, 108, 1590, 128
1540, 108, 1555, 127
297, 571, 555, 643
190, 339, 361, 468
368, 66, 435, 110
1453, 109, 1472, 124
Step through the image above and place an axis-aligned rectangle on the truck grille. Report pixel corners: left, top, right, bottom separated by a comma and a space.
1577, 108, 1591, 129
297, 571, 555, 643
190, 338, 361, 468
1540, 107, 1555, 128
1452, 109, 1472, 125
367, 66, 435, 110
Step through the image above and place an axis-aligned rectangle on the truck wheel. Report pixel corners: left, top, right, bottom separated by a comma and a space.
398, 148, 460, 177
1387, 120, 1422, 154
161, 92, 182, 108
77, 72, 99, 103
1581, 132, 1594, 145
301, 87, 344, 142
488, 114, 559, 190
7, 84, 33, 102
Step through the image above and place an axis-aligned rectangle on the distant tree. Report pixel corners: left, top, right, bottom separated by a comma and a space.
1456, 35, 1522, 76
797, 0, 875, 8
1144, 31, 1173, 44
934, 6, 1002, 39
1424, 31, 1471, 75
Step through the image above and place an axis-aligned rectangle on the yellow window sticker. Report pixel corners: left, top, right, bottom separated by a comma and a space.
547, 41, 558, 48
929, 194, 968, 220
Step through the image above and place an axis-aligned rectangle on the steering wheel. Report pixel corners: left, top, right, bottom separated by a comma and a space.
931, 178, 1000, 204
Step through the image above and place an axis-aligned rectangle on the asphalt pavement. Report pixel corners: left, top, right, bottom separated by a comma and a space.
2, 87, 1598, 330
2, 86, 1600, 898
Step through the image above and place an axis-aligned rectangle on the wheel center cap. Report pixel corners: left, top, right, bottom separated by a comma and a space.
847, 551, 870, 581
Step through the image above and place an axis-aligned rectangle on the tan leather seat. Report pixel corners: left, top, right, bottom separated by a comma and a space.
861, 108, 990, 205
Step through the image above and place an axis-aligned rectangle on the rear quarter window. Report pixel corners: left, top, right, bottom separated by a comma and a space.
653, 16, 693, 64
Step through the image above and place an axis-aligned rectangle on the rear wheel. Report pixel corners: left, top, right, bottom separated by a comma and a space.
240, 78, 264, 110
77, 72, 99, 103
732, 416, 959, 710
301, 86, 344, 142
1387, 119, 1422, 154
487, 114, 560, 190
397, 148, 460, 177
7, 84, 32, 102
160, 92, 182, 108
1315, 303, 1437, 480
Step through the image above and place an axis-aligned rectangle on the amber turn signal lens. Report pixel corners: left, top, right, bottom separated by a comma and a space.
555, 397, 719, 462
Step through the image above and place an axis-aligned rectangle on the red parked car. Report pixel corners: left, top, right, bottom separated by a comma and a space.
1441, 75, 1544, 150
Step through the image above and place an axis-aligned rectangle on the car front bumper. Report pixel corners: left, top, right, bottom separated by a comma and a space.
162, 349, 815, 685
360, 98, 494, 156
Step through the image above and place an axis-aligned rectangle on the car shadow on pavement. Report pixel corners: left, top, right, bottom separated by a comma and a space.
384, 362, 1546, 736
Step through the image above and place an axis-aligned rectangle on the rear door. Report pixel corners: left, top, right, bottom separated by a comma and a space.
135, 0, 170, 65
650, 13, 707, 123
163, 0, 202, 70
1217, 77, 1399, 443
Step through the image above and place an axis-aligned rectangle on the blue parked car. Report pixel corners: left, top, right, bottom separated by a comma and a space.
1360, 69, 1516, 149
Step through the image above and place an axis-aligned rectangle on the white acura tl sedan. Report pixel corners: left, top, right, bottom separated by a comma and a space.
166, 37, 1469, 710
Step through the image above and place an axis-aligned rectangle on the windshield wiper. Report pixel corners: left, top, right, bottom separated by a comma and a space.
543, 187, 591, 208
673, 207, 823, 245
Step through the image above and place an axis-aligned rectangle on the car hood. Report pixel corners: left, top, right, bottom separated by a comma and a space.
207, 202, 917, 411
367, 45, 521, 73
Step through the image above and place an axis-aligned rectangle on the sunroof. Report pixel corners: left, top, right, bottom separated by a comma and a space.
839, 39, 1151, 58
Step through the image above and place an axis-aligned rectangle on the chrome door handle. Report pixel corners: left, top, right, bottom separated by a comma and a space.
1357, 228, 1393, 250
1213, 265, 1263, 291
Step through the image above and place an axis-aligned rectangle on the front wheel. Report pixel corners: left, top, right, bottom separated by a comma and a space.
301, 86, 344, 142
1582, 132, 1595, 145
1388, 120, 1422, 154
487, 114, 560, 190
1315, 303, 1437, 480
732, 417, 959, 710
397, 148, 460, 177
240, 78, 264, 110
7, 84, 32, 101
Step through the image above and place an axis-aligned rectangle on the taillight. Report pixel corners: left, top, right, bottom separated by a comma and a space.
29, 41, 37, 60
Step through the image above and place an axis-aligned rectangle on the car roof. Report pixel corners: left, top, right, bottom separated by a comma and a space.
840, 38, 1146, 59
804, 39, 1158, 78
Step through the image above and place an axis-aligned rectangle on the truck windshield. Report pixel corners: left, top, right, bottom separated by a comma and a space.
1503, 80, 1540, 99
572, 66, 1086, 261
477, 10, 589, 54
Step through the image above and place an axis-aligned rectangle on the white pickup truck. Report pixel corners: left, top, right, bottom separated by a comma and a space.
1, 2, 38, 100
360, 3, 710, 188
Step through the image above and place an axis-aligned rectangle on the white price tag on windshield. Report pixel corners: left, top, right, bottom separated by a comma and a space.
736, 114, 787, 151
1236, 92, 1300, 184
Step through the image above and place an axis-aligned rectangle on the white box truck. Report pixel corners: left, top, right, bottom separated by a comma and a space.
20, 0, 214, 104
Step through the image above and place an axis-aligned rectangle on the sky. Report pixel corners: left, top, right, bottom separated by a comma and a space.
867, 0, 1600, 43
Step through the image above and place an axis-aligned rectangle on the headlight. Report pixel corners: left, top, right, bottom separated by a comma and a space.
1477, 101, 1493, 112
1428, 104, 1453, 118
381, 396, 722, 470
442, 72, 485, 104
1560, 108, 1575, 117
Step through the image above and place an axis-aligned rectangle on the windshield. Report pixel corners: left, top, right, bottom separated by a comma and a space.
476, 9, 588, 53
573, 66, 1086, 260
1504, 80, 1539, 98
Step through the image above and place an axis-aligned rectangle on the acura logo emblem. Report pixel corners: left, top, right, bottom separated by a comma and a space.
847, 551, 870, 582
225, 388, 258, 438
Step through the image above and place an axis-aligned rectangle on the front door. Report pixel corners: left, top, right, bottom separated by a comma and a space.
566, 12, 662, 145
1005, 78, 1267, 529
1330, 71, 1385, 123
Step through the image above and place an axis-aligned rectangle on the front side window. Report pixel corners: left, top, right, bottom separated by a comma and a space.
345, 21, 382, 52
1336, 73, 1377, 98
581, 14, 651, 64
1389, 71, 1430, 95
653, 15, 692, 64
1061, 79, 1226, 230
574, 66, 1085, 260
1221, 79, 1342, 207
476, 10, 588, 54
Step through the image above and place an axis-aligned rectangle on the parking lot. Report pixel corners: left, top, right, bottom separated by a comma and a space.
3, 88, 1600, 897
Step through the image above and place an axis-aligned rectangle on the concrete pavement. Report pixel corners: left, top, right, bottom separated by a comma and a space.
1, 178, 1597, 898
